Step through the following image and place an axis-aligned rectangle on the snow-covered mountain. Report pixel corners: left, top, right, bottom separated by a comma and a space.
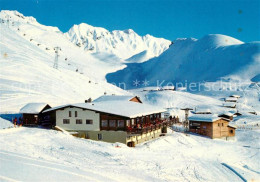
125, 50, 155, 63
65, 23, 171, 59
107, 34, 260, 89
0, 10, 128, 112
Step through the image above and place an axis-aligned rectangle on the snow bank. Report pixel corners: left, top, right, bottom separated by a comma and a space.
0, 127, 259, 181
0, 117, 13, 129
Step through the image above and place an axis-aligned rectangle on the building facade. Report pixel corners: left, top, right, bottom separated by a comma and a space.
43, 95, 174, 146
189, 115, 236, 139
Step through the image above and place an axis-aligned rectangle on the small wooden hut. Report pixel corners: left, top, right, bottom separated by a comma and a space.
189, 114, 236, 139
20, 103, 51, 126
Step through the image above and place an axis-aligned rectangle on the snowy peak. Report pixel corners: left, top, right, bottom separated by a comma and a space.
65, 23, 171, 59
171, 34, 244, 50
196, 34, 244, 49
123, 29, 135, 34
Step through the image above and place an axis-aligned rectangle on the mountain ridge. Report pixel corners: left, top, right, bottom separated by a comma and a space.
65, 23, 171, 59
107, 34, 260, 89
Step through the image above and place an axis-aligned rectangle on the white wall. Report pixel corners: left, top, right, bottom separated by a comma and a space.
56, 107, 100, 131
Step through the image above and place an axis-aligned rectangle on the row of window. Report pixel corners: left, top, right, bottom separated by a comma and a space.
63, 119, 93, 125
101, 120, 127, 128
68, 111, 78, 117
218, 123, 224, 127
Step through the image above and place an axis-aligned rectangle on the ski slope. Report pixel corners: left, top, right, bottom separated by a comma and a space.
0, 10, 128, 113
0, 124, 259, 181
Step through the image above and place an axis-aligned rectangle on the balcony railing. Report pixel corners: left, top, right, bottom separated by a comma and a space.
126, 119, 177, 134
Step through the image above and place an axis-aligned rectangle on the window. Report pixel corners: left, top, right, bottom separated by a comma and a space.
131, 119, 135, 125
218, 123, 220, 127
76, 119, 82, 124
222, 123, 224, 126
230, 130, 233, 134
69, 111, 71, 117
109, 120, 116, 127
101, 120, 108, 127
118, 120, 125, 128
98, 133, 102, 140
63, 119, 70, 124
86, 120, 93, 124
126, 120, 130, 127
75, 111, 78, 117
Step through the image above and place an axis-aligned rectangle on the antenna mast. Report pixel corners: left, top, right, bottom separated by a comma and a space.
53, 47, 61, 69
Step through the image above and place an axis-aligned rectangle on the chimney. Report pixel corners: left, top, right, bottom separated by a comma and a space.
85, 98, 92, 103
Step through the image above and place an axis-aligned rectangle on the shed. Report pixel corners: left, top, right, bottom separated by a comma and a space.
20, 103, 51, 126
189, 114, 236, 139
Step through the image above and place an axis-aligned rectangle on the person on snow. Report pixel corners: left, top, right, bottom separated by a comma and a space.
18, 117, 23, 127
13, 117, 17, 128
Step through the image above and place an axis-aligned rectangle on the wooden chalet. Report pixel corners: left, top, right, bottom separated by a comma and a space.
20, 103, 51, 126
189, 114, 236, 139
43, 95, 178, 146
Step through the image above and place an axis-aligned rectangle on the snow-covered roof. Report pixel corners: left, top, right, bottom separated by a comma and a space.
225, 97, 238, 102
228, 124, 237, 129
162, 85, 175, 90
142, 86, 160, 91
93, 95, 141, 103
223, 103, 236, 107
20, 103, 50, 114
230, 95, 241, 98
189, 114, 229, 122
218, 112, 233, 117
44, 99, 165, 118
193, 107, 212, 114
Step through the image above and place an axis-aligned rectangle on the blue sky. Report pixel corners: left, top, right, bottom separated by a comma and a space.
1, 0, 259, 42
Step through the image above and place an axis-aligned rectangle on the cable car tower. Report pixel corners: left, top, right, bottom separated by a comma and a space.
53, 47, 61, 69
181, 108, 193, 132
